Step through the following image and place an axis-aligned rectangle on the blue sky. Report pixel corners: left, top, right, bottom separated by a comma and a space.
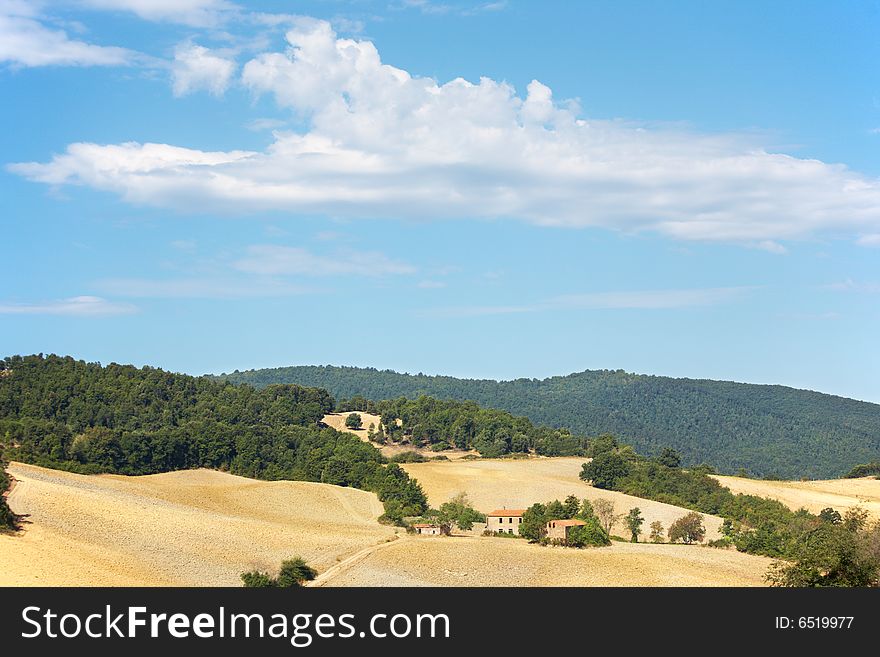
1, 1, 879, 401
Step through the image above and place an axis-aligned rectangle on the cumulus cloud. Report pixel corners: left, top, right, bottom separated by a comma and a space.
233, 245, 416, 277
0, 295, 137, 316
171, 43, 236, 97
77, 0, 238, 28
0, 1, 134, 67
11, 19, 880, 246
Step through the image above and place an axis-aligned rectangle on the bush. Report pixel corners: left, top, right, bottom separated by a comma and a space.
566, 520, 611, 547
241, 557, 317, 588
241, 571, 275, 588
390, 451, 427, 463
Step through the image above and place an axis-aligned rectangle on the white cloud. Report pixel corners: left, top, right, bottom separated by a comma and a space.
76, 0, 238, 28
423, 286, 753, 317
233, 245, 415, 277
857, 234, 880, 247
95, 277, 312, 299
172, 43, 236, 97
418, 280, 447, 289
0, 1, 134, 67
822, 279, 880, 293
11, 19, 880, 247
245, 117, 286, 131
0, 295, 136, 316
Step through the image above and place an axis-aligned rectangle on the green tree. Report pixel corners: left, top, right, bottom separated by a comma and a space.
668, 512, 706, 544
578, 498, 596, 521
657, 447, 682, 468
437, 492, 486, 531
580, 451, 631, 489
624, 507, 644, 543
588, 433, 618, 458
819, 507, 842, 525
276, 557, 318, 588
520, 503, 548, 542
241, 571, 275, 588
563, 495, 580, 519
766, 521, 880, 587
345, 413, 363, 430
566, 519, 610, 548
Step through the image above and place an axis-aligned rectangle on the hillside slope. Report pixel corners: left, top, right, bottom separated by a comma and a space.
217, 365, 880, 479
0, 463, 396, 586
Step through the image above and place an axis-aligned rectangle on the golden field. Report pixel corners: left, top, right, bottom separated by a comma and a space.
0, 462, 397, 586
318, 535, 773, 587
0, 461, 776, 587
713, 475, 880, 519
402, 457, 725, 541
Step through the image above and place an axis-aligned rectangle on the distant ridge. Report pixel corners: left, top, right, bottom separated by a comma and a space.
217, 365, 880, 479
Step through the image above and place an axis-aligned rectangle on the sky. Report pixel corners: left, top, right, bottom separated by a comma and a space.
1, 0, 879, 402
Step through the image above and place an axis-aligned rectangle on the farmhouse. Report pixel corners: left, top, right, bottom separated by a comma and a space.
486, 509, 525, 535
545, 518, 587, 541
413, 523, 444, 536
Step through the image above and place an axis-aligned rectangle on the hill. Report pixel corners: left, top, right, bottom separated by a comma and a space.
2, 462, 771, 587
713, 475, 880, 520
0, 462, 396, 586
217, 365, 880, 479
0, 355, 427, 522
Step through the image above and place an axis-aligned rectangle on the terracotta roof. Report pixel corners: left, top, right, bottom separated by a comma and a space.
487, 509, 525, 517
547, 519, 587, 527
413, 523, 439, 528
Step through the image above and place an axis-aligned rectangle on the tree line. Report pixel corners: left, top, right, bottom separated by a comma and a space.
362, 395, 589, 457
217, 364, 880, 479
580, 438, 880, 586
0, 355, 426, 524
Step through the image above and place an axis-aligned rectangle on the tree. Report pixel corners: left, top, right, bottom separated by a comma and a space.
668, 512, 706, 544
566, 520, 610, 548
580, 451, 631, 489
819, 507, 842, 525
520, 503, 548, 542
766, 521, 880, 587
345, 413, 363, 430
437, 492, 485, 531
649, 520, 665, 543
588, 434, 618, 458
563, 495, 580, 519
624, 508, 644, 543
241, 571, 275, 588
843, 507, 869, 533
277, 557, 318, 587
578, 498, 596, 521
593, 498, 620, 535
657, 447, 681, 468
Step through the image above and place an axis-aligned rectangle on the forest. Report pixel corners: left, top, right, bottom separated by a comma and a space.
218, 365, 880, 479
0, 355, 426, 523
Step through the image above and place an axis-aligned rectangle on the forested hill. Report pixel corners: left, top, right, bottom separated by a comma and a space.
217, 365, 880, 479
0, 355, 428, 523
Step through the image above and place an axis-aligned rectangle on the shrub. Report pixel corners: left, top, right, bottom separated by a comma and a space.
241, 571, 275, 588
241, 557, 318, 588
566, 520, 611, 547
